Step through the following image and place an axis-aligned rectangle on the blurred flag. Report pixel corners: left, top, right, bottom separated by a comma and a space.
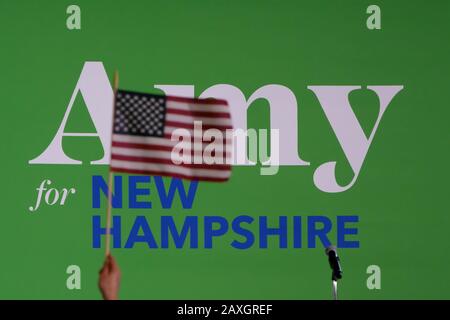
110, 89, 232, 182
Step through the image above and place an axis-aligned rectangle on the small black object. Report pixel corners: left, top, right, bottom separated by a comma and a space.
325, 246, 343, 281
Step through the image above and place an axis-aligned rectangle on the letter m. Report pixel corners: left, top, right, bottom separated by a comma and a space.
155, 84, 309, 166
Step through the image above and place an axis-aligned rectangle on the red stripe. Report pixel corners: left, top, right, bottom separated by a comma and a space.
110, 167, 230, 182
111, 154, 231, 170
167, 96, 228, 105
166, 108, 231, 119
164, 133, 233, 144
114, 134, 233, 145
166, 120, 232, 131
112, 141, 232, 155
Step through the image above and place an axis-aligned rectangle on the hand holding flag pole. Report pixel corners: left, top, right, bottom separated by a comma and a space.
105, 70, 119, 257
100, 71, 232, 300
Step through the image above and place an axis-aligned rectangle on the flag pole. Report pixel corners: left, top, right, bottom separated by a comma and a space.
105, 70, 119, 256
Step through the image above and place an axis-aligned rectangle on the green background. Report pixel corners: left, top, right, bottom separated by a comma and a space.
0, 0, 449, 299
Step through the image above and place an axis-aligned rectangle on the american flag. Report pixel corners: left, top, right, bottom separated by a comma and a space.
110, 89, 232, 182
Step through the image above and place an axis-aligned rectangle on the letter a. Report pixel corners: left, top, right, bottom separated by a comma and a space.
66, 5, 81, 30
366, 265, 381, 289
366, 5, 381, 30
29, 62, 113, 164
66, 265, 81, 290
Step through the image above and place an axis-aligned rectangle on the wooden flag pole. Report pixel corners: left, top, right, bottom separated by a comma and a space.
105, 70, 119, 256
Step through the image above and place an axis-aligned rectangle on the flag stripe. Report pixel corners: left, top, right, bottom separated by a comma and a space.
113, 134, 232, 149
111, 145, 231, 162
165, 120, 232, 131
167, 101, 229, 113
111, 160, 231, 180
165, 126, 233, 135
165, 113, 232, 126
166, 108, 231, 119
167, 132, 233, 144
166, 96, 228, 105
111, 154, 231, 170
113, 134, 174, 146
110, 167, 229, 182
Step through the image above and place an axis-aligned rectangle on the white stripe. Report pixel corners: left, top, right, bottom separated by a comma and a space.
165, 126, 191, 135
110, 160, 231, 179
113, 134, 174, 146
112, 134, 232, 149
165, 113, 232, 126
167, 101, 229, 113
